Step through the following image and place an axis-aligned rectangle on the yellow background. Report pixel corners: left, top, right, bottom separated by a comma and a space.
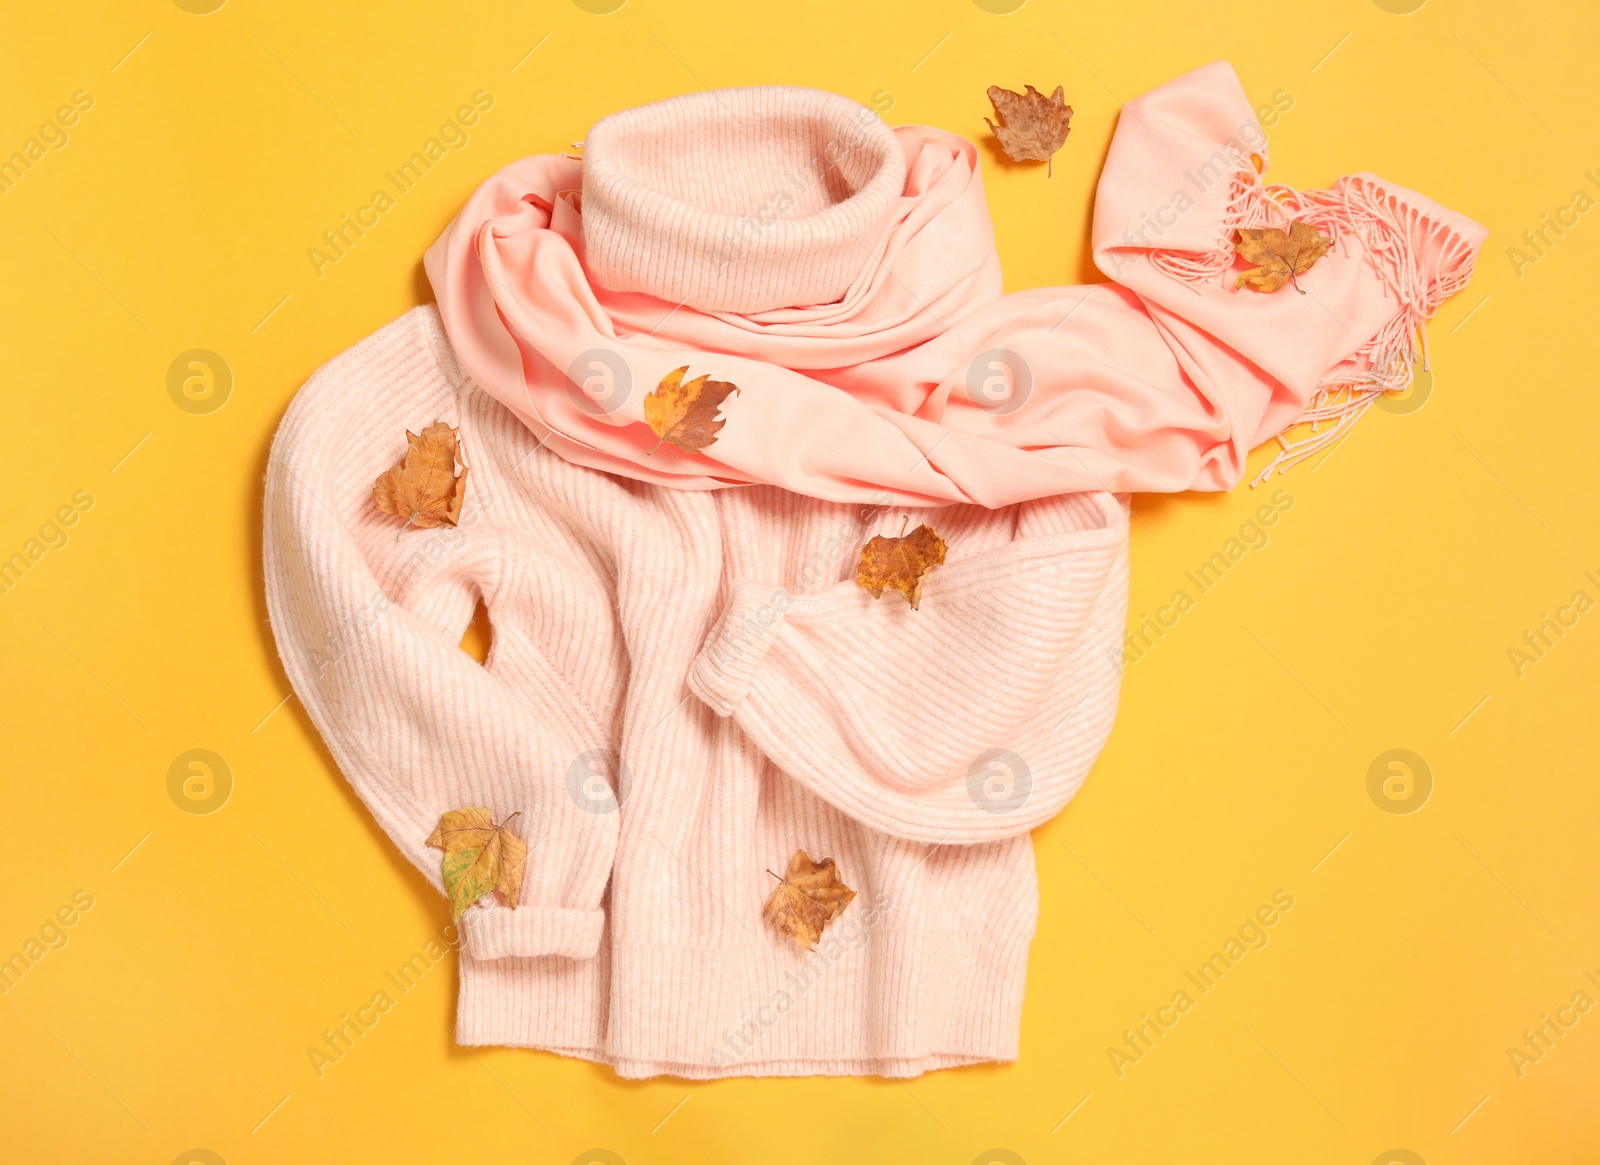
2, 0, 1596, 1162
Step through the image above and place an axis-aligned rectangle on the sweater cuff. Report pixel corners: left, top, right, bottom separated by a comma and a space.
688, 583, 790, 716
462, 906, 604, 961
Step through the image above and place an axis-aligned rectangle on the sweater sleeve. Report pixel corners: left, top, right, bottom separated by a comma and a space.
686, 492, 1129, 845
263, 309, 619, 961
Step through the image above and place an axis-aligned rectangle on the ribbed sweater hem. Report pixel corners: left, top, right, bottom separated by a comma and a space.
456, 932, 1030, 1079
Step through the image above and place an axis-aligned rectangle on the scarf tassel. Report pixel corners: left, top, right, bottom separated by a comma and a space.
1149, 163, 1481, 485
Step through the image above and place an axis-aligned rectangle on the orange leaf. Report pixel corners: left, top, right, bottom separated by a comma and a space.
372, 421, 469, 533
425, 808, 526, 920
644, 365, 740, 456
1233, 221, 1333, 294
857, 524, 948, 610
763, 850, 856, 951
984, 84, 1073, 176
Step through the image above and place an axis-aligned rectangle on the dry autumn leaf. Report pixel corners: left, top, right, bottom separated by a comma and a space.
425, 808, 527, 921
1234, 221, 1333, 295
985, 84, 1073, 175
372, 421, 468, 533
763, 850, 856, 951
857, 523, 948, 610
644, 365, 740, 456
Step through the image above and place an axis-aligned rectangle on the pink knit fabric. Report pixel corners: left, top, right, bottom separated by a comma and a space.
582, 86, 906, 313
265, 62, 1485, 1079
264, 306, 1127, 1076
425, 61, 1485, 507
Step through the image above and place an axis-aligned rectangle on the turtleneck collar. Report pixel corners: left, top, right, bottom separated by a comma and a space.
579, 87, 905, 314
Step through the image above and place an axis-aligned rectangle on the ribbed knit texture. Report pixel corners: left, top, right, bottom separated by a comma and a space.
264, 306, 1128, 1077
268, 66, 1484, 1079
582, 86, 906, 313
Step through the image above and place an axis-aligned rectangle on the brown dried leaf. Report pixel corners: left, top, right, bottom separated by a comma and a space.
763, 850, 856, 951
857, 524, 948, 610
644, 365, 740, 456
985, 84, 1073, 175
1234, 220, 1333, 294
372, 421, 468, 532
425, 807, 527, 920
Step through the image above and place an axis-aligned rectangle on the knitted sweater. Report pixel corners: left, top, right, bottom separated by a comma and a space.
265, 305, 1127, 1076
265, 63, 1483, 1079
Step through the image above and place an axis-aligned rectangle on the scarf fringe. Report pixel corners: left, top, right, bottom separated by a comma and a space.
1148, 154, 1284, 286
1149, 161, 1480, 485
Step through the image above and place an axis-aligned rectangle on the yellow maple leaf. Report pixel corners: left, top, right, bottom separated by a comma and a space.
1233, 221, 1333, 294
425, 808, 526, 920
763, 850, 856, 951
857, 523, 948, 610
372, 421, 469, 533
643, 365, 740, 456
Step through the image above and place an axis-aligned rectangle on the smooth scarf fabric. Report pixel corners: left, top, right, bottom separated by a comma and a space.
425, 61, 1484, 508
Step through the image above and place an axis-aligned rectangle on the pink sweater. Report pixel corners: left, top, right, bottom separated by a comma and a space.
265, 63, 1482, 1078
265, 306, 1127, 1075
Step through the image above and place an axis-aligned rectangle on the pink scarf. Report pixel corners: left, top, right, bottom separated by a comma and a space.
425, 61, 1484, 508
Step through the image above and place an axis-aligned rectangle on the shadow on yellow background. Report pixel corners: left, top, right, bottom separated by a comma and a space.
2, 1, 1596, 1163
